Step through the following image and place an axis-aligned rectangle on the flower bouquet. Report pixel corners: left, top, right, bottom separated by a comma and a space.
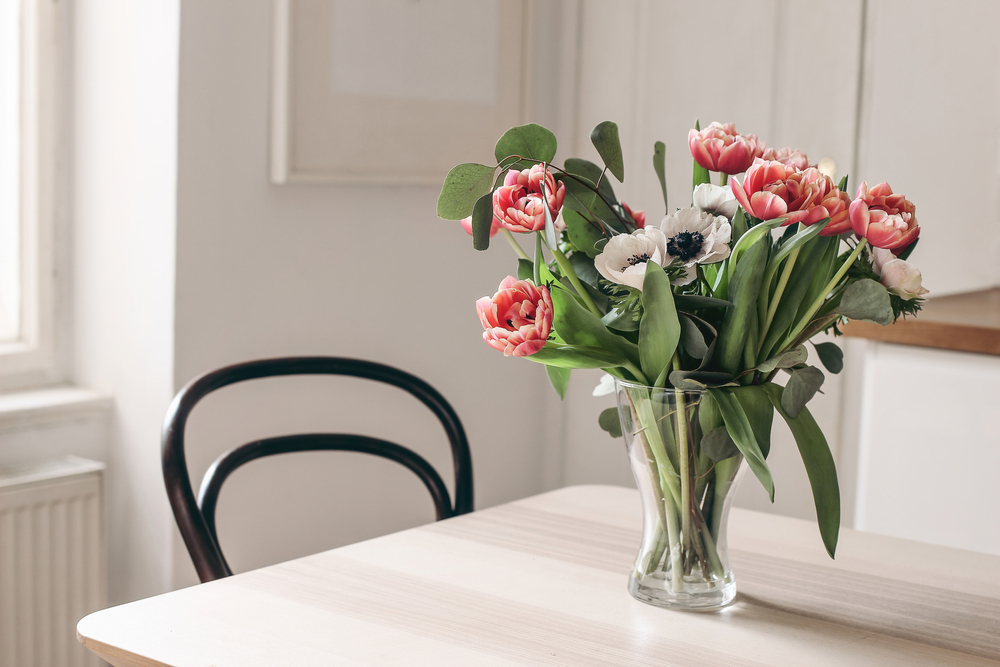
437, 120, 926, 609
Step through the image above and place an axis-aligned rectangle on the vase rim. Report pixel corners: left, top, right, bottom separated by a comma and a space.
614, 378, 707, 393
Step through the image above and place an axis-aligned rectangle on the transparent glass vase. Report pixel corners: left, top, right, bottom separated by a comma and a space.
616, 380, 747, 610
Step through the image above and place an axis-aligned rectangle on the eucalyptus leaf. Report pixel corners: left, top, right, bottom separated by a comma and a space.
678, 313, 709, 359
546, 365, 571, 400
653, 141, 668, 212
598, 407, 623, 439
781, 365, 825, 418
470, 192, 494, 251
711, 388, 774, 501
590, 121, 625, 182
757, 345, 808, 374
698, 391, 723, 433
494, 123, 557, 165
563, 209, 608, 258
517, 258, 533, 281
716, 240, 768, 375
669, 370, 734, 390
563, 158, 617, 203
813, 341, 844, 374
701, 427, 739, 462
437, 163, 495, 220
639, 262, 681, 385
560, 174, 625, 233
837, 278, 893, 326
763, 383, 840, 558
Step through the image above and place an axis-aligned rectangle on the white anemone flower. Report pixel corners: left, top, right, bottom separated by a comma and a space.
594, 227, 669, 291
659, 207, 732, 285
871, 248, 929, 301
692, 183, 738, 219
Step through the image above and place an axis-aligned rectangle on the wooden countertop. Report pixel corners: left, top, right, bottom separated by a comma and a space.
78, 485, 1000, 666
842, 287, 1000, 355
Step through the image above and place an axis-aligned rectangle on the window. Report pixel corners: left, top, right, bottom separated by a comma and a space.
0, 0, 60, 389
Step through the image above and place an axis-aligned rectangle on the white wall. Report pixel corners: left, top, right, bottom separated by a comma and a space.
72, 0, 179, 602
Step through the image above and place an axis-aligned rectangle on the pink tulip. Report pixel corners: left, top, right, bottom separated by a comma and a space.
493, 164, 566, 233
622, 201, 646, 229
476, 276, 553, 357
688, 122, 765, 175
849, 182, 919, 252
731, 158, 849, 234
460, 215, 501, 238
762, 146, 810, 171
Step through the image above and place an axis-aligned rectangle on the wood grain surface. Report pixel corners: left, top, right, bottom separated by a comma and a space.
78, 486, 1000, 666
842, 288, 1000, 356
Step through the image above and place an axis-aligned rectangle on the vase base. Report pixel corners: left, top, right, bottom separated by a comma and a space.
627, 573, 737, 611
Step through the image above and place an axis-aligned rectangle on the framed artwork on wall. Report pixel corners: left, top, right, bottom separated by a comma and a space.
270, 0, 529, 185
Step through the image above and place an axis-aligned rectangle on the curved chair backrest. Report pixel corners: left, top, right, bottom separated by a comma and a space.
162, 356, 473, 583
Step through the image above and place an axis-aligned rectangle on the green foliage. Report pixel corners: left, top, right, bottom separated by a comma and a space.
598, 407, 622, 438
678, 313, 708, 359
525, 343, 628, 369
590, 121, 625, 182
757, 345, 807, 374
517, 258, 533, 281
470, 192, 494, 251
546, 365, 571, 399
837, 278, 893, 326
639, 262, 680, 386
563, 158, 618, 203
701, 427, 739, 462
437, 163, 495, 220
494, 123, 557, 167
813, 341, 844, 374
711, 388, 774, 501
731, 208, 748, 243
652, 141, 668, 213
716, 240, 768, 375
563, 209, 608, 258
758, 236, 831, 361
550, 287, 641, 370
674, 294, 731, 311
668, 370, 735, 390
763, 383, 840, 558
732, 385, 774, 458
781, 365, 825, 418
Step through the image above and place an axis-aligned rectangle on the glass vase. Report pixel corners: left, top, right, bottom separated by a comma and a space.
616, 380, 747, 610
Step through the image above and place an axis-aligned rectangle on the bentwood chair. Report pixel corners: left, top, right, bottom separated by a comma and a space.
161, 356, 473, 583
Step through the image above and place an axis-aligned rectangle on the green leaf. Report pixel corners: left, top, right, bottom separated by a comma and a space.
763, 383, 840, 558
761, 219, 830, 295
560, 174, 625, 234
494, 123, 557, 165
813, 341, 844, 374
563, 158, 617, 203
731, 207, 748, 243
674, 294, 732, 311
524, 343, 627, 369
602, 308, 640, 332
517, 258, 533, 281
590, 121, 624, 182
701, 427, 739, 462
731, 385, 774, 458
652, 141, 668, 213
533, 232, 544, 285
781, 365, 825, 418
897, 237, 919, 262
758, 236, 831, 361
639, 262, 680, 385
837, 174, 848, 192
678, 313, 709, 359
668, 370, 734, 390
757, 345, 808, 374
837, 278, 893, 326
470, 192, 494, 251
693, 160, 710, 190
598, 407, 623, 438
730, 217, 784, 271
711, 388, 774, 501
698, 391, 723, 433
550, 288, 640, 368
437, 163, 496, 220
563, 209, 607, 258
546, 365, 571, 400
796, 236, 840, 324
716, 240, 768, 375
568, 249, 599, 286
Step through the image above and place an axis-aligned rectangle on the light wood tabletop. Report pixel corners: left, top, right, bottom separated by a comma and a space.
78, 485, 1000, 666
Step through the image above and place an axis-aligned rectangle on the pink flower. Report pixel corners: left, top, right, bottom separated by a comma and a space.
762, 146, 810, 170
622, 201, 646, 229
688, 122, 765, 175
871, 248, 929, 301
731, 158, 850, 234
849, 182, 919, 252
459, 215, 501, 238
475, 276, 553, 357
492, 164, 566, 233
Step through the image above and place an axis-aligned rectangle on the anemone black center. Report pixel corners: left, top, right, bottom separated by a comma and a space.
624, 252, 651, 269
667, 231, 705, 261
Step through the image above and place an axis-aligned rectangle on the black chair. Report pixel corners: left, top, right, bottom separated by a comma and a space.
161, 356, 473, 583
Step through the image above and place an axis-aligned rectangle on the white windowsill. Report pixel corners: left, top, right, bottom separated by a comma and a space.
0, 385, 113, 432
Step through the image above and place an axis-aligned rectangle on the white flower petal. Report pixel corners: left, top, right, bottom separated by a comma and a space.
693, 183, 739, 219
593, 373, 616, 397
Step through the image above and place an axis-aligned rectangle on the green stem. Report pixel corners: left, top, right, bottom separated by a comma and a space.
501, 228, 530, 261
674, 387, 692, 570
784, 238, 866, 348
718, 171, 728, 187
623, 362, 650, 386
758, 244, 801, 353
548, 242, 603, 318
662, 484, 684, 592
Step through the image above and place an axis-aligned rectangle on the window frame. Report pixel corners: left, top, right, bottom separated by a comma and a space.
0, 0, 62, 390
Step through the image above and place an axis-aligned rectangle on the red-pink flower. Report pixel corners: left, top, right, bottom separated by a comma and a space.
622, 201, 646, 229
762, 146, 810, 171
459, 215, 501, 238
493, 164, 566, 233
476, 276, 553, 357
688, 122, 765, 175
731, 158, 850, 234
849, 182, 919, 252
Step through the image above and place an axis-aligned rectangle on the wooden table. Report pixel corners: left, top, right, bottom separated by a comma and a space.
78, 485, 1000, 666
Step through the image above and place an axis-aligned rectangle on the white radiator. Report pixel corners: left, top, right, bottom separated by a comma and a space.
0, 456, 106, 667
